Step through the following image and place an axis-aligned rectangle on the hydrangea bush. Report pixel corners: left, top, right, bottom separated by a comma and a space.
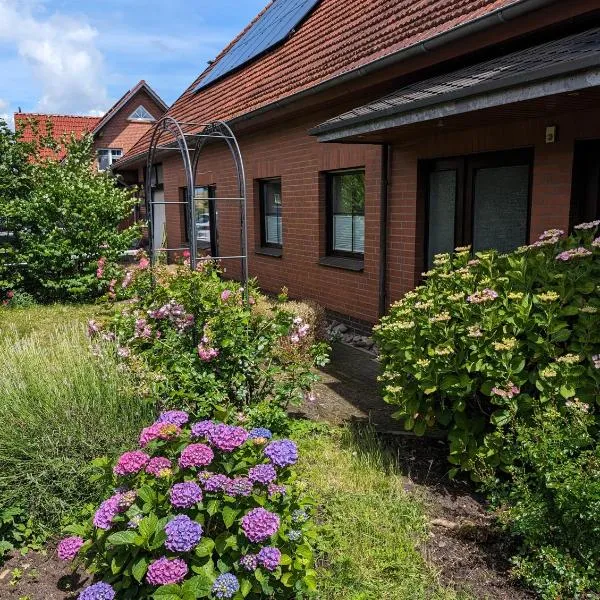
62, 412, 316, 599
374, 224, 600, 476
92, 262, 329, 422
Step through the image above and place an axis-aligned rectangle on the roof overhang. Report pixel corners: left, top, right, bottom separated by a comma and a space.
312, 28, 600, 143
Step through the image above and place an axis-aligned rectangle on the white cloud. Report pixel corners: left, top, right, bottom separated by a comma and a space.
0, 0, 110, 115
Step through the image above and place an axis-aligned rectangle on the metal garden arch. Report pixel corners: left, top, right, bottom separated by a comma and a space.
145, 117, 249, 298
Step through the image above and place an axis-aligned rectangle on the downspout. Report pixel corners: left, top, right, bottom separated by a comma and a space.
378, 143, 392, 319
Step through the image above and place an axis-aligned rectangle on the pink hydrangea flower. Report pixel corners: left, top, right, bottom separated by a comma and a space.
145, 456, 173, 477
221, 289, 232, 301
57, 536, 84, 560
146, 557, 188, 586
178, 443, 214, 468
241, 508, 280, 543
138, 257, 150, 270
122, 271, 133, 288
113, 451, 150, 476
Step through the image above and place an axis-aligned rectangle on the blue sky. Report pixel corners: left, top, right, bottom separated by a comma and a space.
0, 0, 267, 126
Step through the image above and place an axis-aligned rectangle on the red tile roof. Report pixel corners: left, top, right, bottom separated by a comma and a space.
124, 0, 523, 162
14, 113, 101, 160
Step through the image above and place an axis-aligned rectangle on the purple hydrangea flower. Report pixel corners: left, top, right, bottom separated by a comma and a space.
208, 424, 249, 452
169, 482, 202, 508
157, 410, 189, 427
57, 536, 84, 560
225, 476, 253, 497
191, 420, 215, 439
164, 515, 203, 552
78, 582, 115, 600
264, 440, 298, 468
239, 553, 259, 572
145, 456, 173, 477
258, 546, 281, 571
146, 557, 188, 586
203, 474, 231, 492
178, 443, 214, 469
267, 483, 286, 499
248, 463, 277, 485
248, 427, 273, 440
113, 450, 149, 476
212, 573, 240, 599
93, 493, 123, 530
241, 508, 280, 542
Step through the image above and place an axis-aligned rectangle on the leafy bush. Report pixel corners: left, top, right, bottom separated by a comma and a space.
63, 412, 316, 599
98, 261, 329, 420
0, 322, 153, 536
486, 397, 600, 598
0, 128, 138, 302
374, 224, 600, 476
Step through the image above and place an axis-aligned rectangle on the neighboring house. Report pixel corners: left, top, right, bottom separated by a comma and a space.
115, 0, 600, 327
15, 80, 167, 176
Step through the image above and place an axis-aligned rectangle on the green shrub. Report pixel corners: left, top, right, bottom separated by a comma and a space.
0, 130, 138, 302
0, 322, 153, 536
64, 414, 316, 599
373, 224, 600, 476
99, 262, 329, 418
486, 399, 600, 598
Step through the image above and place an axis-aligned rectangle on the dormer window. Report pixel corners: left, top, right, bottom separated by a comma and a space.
128, 105, 155, 122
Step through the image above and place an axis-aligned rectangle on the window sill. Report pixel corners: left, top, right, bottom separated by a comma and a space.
319, 256, 364, 272
255, 247, 283, 258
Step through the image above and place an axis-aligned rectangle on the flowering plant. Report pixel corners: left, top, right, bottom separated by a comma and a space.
95, 263, 329, 421
63, 413, 316, 599
374, 224, 600, 475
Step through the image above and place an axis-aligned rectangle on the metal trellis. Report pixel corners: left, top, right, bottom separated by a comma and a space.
145, 117, 249, 299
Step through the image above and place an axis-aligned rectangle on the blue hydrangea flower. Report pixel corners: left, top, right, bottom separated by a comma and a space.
288, 529, 302, 541
264, 439, 298, 467
248, 427, 273, 440
292, 509, 309, 523
164, 515, 203, 552
212, 573, 240, 599
78, 581, 115, 600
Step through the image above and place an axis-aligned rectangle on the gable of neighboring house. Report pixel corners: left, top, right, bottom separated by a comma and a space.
14, 80, 168, 169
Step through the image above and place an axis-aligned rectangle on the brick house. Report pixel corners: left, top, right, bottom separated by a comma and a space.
15, 80, 167, 173
115, 0, 600, 327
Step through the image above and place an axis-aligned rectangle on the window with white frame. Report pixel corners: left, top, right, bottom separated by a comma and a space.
128, 105, 156, 122
97, 148, 123, 171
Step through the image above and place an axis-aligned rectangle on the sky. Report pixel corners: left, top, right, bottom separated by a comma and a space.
0, 0, 267, 127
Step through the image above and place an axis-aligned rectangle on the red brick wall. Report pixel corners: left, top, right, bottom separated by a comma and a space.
159, 111, 384, 324
94, 90, 166, 155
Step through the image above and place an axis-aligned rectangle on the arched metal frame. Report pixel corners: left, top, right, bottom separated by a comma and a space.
145, 117, 249, 300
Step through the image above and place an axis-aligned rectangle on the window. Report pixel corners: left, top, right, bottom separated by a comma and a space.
571, 140, 600, 227
128, 105, 156, 122
97, 148, 123, 171
259, 179, 282, 248
327, 170, 365, 258
180, 186, 218, 255
423, 150, 532, 268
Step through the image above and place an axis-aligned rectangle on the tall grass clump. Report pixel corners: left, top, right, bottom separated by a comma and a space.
0, 322, 153, 535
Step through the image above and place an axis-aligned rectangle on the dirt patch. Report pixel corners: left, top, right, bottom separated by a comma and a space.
0, 548, 90, 599
377, 433, 534, 600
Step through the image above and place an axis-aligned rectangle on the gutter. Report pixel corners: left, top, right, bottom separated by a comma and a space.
116, 0, 559, 169
378, 144, 391, 318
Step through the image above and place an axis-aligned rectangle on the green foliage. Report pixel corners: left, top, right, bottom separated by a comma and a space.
101, 263, 330, 418
0, 508, 43, 559
486, 401, 600, 598
68, 419, 316, 599
0, 124, 139, 302
374, 226, 600, 476
0, 319, 153, 537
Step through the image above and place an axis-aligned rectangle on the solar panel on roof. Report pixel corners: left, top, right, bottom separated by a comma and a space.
193, 0, 320, 93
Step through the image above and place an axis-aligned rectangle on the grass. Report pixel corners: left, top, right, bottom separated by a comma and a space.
0, 306, 153, 535
295, 424, 466, 600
